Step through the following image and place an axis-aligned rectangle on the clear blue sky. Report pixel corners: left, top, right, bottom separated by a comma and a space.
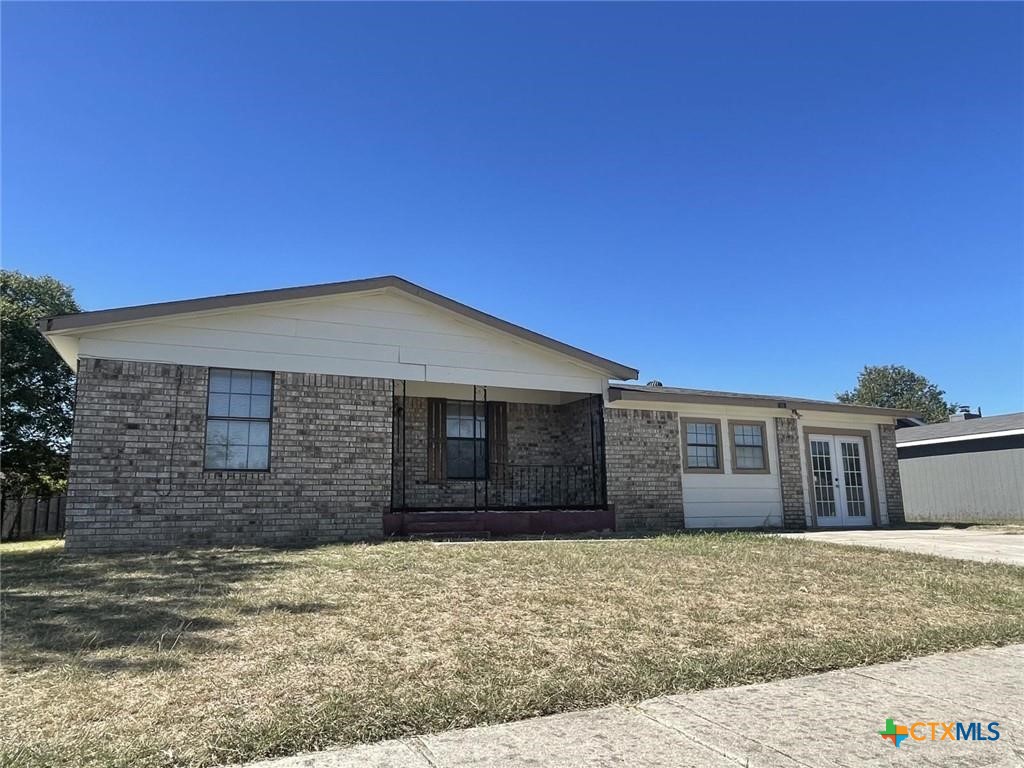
3, 3, 1022, 413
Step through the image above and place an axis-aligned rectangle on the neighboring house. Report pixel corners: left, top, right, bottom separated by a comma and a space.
39, 276, 914, 553
896, 411, 1024, 523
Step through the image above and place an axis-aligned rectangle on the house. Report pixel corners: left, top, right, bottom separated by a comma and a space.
39, 276, 914, 553
896, 410, 1024, 523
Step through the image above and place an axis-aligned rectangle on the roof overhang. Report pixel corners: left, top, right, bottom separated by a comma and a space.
608, 385, 920, 418
38, 275, 639, 381
896, 428, 1024, 447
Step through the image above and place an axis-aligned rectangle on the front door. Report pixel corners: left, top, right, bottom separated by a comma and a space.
808, 434, 872, 527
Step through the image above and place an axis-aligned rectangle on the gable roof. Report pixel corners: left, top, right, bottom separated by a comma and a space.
895, 412, 1024, 444
38, 275, 639, 381
608, 383, 920, 418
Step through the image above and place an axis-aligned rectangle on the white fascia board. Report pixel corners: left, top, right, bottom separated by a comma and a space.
896, 428, 1024, 448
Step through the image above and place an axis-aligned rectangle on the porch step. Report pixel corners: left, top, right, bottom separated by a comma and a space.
403, 512, 484, 525
408, 530, 492, 541
385, 508, 615, 538
404, 519, 484, 534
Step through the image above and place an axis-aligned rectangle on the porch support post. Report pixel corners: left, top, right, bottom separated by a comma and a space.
483, 386, 489, 513
597, 396, 608, 508
473, 385, 478, 512
402, 380, 407, 511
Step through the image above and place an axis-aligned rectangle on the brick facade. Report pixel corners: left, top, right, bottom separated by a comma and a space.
877, 423, 906, 525
774, 416, 807, 530
391, 395, 603, 509
603, 407, 683, 531
65, 358, 392, 553
64, 357, 902, 549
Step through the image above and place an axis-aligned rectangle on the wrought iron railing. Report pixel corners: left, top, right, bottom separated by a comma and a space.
487, 462, 602, 509
393, 462, 605, 511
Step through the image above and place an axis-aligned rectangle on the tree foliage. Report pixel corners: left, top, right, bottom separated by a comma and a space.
1, 271, 80, 495
837, 364, 959, 424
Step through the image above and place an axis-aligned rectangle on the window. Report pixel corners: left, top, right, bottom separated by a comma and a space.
205, 368, 272, 470
730, 420, 769, 473
683, 418, 722, 473
446, 400, 486, 479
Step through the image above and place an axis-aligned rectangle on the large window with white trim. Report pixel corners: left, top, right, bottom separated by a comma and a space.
205, 368, 273, 470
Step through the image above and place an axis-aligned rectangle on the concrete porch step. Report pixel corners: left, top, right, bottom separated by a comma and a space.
385, 508, 615, 538
404, 519, 484, 534
408, 530, 493, 541
402, 512, 485, 525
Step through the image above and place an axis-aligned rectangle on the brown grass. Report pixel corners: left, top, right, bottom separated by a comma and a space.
2, 533, 1022, 768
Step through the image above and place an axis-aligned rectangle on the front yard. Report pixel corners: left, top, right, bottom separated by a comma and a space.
2, 533, 1022, 768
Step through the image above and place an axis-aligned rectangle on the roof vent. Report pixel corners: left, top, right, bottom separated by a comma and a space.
646, 380, 664, 387
949, 406, 982, 422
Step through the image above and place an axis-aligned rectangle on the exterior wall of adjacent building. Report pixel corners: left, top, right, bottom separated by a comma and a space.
65, 358, 392, 553
898, 444, 1024, 523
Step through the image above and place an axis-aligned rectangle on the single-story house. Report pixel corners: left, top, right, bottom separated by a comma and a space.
896, 410, 1024, 523
39, 276, 914, 553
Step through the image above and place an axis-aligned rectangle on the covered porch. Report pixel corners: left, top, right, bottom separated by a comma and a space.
387, 381, 612, 536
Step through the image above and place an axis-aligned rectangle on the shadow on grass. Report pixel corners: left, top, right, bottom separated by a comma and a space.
1, 547, 287, 671
237, 599, 336, 615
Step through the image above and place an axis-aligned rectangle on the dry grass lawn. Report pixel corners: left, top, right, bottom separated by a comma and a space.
2, 533, 1022, 768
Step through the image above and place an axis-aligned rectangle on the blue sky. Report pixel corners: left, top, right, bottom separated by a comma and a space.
3, 3, 1022, 413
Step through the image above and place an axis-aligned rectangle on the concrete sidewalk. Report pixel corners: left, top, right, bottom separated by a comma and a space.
779, 527, 1024, 566
238, 644, 1022, 768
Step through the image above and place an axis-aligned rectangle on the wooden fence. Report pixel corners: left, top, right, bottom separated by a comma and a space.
1, 495, 66, 541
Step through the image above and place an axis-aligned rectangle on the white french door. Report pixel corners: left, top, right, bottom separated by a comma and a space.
808, 434, 872, 527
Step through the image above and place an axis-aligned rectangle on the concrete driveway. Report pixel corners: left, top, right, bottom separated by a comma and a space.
780, 526, 1024, 566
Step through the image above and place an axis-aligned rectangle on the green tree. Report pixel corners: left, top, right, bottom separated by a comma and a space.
1, 271, 80, 495
837, 364, 959, 424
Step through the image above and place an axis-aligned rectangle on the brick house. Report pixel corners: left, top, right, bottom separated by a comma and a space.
39, 276, 913, 553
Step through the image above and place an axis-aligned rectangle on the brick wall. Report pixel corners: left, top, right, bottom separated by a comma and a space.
558, 395, 602, 467
65, 358, 392, 553
877, 423, 906, 525
774, 416, 807, 530
391, 395, 602, 509
603, 407, 683, 531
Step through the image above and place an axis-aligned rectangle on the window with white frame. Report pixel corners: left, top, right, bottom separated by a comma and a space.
205, 368, 272, 470
684, 420, 722, 471
730, 421, 768, 472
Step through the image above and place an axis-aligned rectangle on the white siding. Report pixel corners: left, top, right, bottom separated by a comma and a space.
67, 288, 609, 393
679, 411, 783, 529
